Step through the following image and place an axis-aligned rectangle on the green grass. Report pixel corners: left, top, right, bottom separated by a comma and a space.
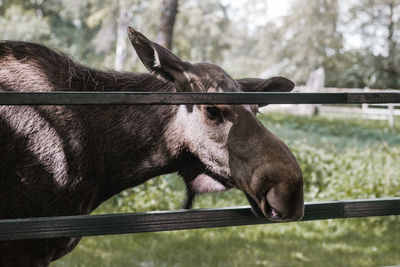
54, 219, 400, 267
53, 113, 400, 267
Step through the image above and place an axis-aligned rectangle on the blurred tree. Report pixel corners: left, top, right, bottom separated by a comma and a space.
0, 0, 100, 64
0, 0, 398, 89
84, 0, 162, 70
218, 0, 270, 78
158, 0, 178, 49
173, 0, 231, 63
0, 0, 162, 70
347, 0, 400, 89
115, 5, 133, 70
0, 5, 51, 42
85, 0, 142, 69
252, 0, 344, 85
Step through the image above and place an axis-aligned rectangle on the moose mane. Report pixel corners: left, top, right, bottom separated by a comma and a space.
0, 41, 173, 93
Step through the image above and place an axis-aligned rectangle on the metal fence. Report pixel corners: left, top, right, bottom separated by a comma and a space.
1, 91, 399, 241
1, 91, 400, 105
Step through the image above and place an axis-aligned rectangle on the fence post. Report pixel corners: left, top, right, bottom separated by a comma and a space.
388, 103, 394, 128
361, 87, 369, 115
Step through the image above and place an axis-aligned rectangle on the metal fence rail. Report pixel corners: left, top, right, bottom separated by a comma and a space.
0, 198, 399, 241
1, 91, 399, 241
1, 92, 400, 105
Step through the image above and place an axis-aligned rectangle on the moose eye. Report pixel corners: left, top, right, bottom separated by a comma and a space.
205, 106, 221, 119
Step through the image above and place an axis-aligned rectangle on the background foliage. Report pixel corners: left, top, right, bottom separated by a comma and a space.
0, 0, 399, 88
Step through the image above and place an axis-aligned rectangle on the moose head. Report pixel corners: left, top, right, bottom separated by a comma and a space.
127, 27, 304, 221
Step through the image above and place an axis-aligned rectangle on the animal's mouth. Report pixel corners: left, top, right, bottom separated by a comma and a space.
245, 193, 283, 221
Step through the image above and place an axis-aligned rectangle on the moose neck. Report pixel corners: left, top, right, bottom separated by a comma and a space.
90, 103, 188, 203
64, 71, 189, 206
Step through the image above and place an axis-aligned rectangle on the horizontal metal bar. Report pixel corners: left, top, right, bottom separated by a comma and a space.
0, 198, 399, 241
0, 92, 400, 105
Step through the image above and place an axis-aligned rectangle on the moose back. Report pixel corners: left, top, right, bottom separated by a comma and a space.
0, 27, 304, 266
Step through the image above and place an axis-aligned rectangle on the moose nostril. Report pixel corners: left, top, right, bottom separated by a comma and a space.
267, 207, 282, 220
261, 194, 283, 220
271, 208, 279, 217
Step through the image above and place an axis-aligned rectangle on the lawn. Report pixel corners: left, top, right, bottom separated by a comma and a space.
53, 112, 400, 267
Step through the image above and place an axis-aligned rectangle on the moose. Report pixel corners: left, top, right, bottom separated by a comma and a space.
0, 27, 304, 266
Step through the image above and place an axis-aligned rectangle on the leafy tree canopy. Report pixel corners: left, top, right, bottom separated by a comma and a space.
0, 0, 398, 89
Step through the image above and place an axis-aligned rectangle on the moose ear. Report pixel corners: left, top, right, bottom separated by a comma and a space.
127, 26, 192, 91
237, 77, 295, 92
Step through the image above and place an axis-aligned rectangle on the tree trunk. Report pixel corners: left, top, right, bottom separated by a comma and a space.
387, 3, 396, 67
158, 0, 178, 50
115, 9, 132, 71
386, 1, 398, 88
